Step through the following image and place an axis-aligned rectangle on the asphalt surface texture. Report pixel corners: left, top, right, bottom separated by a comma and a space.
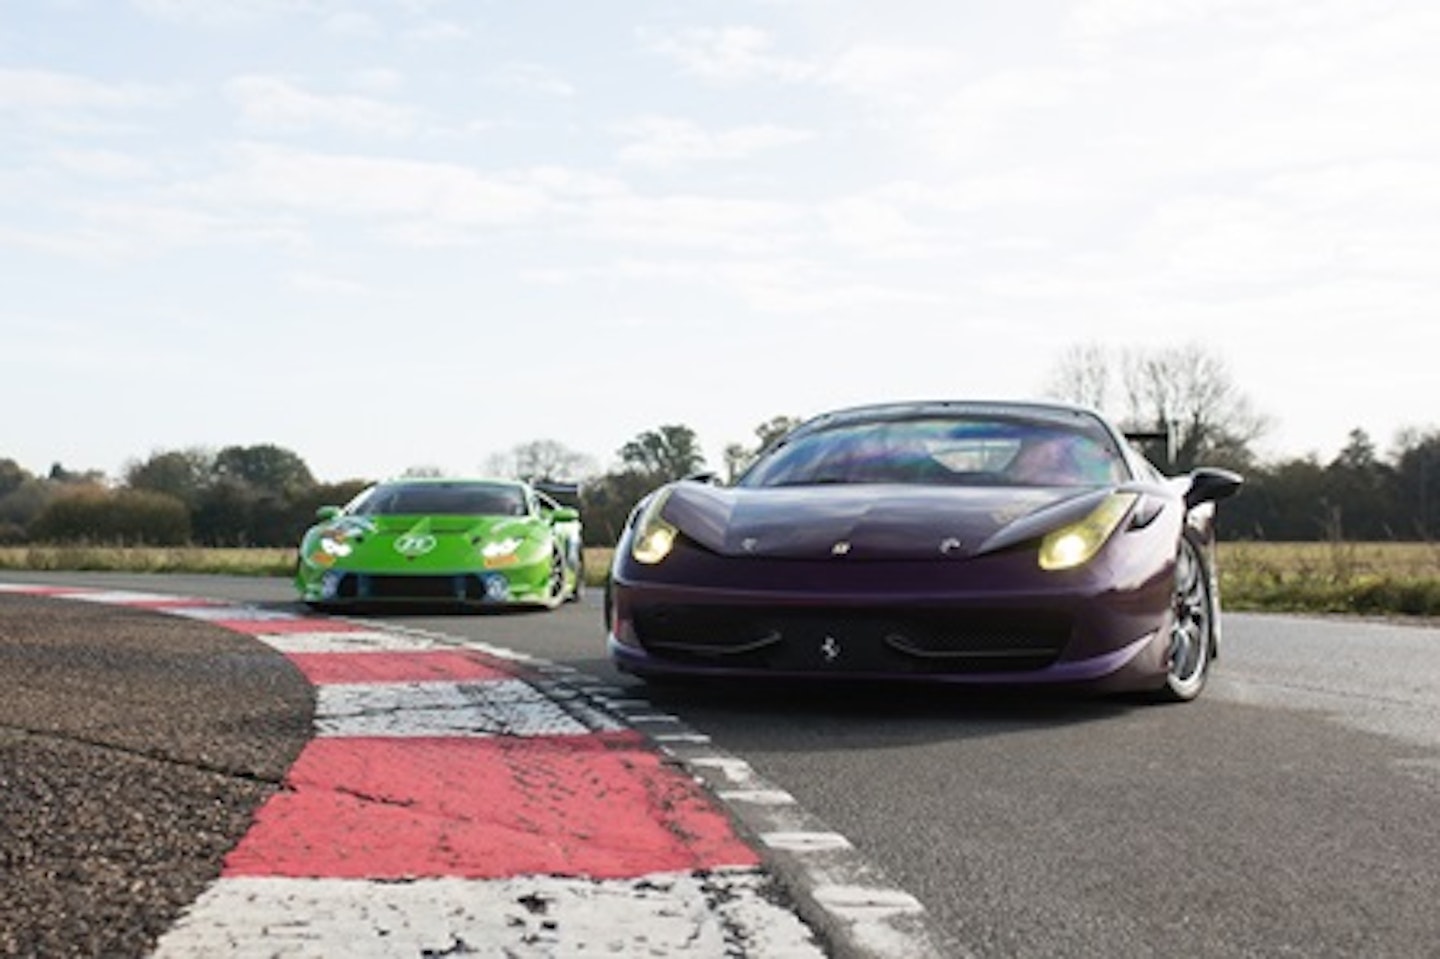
0, 594, 313, 958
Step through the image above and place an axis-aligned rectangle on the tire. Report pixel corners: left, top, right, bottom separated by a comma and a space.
546, 550, 566, 607
567, 554, 585, 603
1154, 532, 1215, 703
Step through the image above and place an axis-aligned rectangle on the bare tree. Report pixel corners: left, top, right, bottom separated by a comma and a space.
486, 439, 596, 482
1043, 341, 1267, 471
1043, 343, 1112, 411
1120, 343, 1268, 471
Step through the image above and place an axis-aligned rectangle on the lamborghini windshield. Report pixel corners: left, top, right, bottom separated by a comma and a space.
739, 415, 1129, 489
348, 482, 530, 517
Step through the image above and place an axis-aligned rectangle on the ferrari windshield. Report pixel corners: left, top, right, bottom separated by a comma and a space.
349, 482, 529, 517
740, 415, 1129, 489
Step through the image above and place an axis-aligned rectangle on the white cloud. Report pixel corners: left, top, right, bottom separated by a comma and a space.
403, 19, 470, 43
822, 43, 959, 96
288, 270, 370, 296
819, 194, 942, 260
0, 67, 170, 112
616, 116, 813, 168
225, 75, 418, 137
578, 193, 805, 255
322, 10, 382, 38
131, 0, 321, 27
640, 25, 816, 84
492, 63, 576, 98
50, 148, 154, 181
0, 199, 303, 261
187, 143, 558, 228
349, 68, 406, 94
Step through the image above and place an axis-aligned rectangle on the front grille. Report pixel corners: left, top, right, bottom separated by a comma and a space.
365, 575, 460, 599
632, 605, 1071, 674
332, 574, 489, 602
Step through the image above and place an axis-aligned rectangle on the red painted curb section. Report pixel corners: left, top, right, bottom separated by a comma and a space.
286, 650, 513, 684
3, 585, 835, 956
223, 732, 763, 880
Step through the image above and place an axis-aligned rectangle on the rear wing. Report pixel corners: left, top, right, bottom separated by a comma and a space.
1124, 428, 1175, 468
533, 481, 582, 510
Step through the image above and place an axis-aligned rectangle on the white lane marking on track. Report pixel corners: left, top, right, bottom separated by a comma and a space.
316, 679, 605, 738
688, 756, 756, 783
814, 885, 926, 916
257, 629, 448, 653
150, 871, 827, 959
58, 590, 199, 604
762, 832, 856, 852
166, 605, 300, 621
719, 789, 797, 805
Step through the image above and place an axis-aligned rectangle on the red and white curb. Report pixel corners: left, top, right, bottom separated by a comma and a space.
0, 583, 952, 958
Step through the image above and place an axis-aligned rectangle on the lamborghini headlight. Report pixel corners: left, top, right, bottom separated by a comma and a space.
482, 537, 523, 559
1038, 492, 1137, 571
317, 533, 352, 559
631, 489, 678, 565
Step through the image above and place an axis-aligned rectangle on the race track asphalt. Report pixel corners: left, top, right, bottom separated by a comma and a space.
0, 593, 313, 958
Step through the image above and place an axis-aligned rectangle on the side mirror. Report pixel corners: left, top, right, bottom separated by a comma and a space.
549, 506, 580, 523
1184, 468, 1243, 509
683, 471, 721, 485
315, 505, 342, 521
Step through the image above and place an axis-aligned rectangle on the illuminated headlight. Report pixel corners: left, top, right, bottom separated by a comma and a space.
320, 535, 352, 558
631, 490, 678, 565
482, 537, 523, 559
1038, 493, 1137, 571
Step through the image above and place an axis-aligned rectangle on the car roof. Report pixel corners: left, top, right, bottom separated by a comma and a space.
374, 476, 527, 489
785, 399, 1116, 437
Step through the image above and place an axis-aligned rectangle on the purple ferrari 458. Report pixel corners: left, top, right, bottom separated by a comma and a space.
606, 400, 1242, 702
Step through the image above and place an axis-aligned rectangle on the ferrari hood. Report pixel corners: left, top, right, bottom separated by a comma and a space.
661, 482, 1116, 561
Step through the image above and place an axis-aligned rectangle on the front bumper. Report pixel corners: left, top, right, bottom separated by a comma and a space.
605, 542, 1176, 691
297, 564, 554, 608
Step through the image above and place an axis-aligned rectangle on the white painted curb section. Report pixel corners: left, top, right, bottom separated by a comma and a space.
152, 871, 824, 958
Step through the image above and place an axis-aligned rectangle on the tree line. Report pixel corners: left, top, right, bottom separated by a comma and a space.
4, 422, 1439, 548
2, 346, 1436, 546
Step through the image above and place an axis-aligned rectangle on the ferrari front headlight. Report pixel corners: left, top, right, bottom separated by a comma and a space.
1038, 492, 1137, 571
631, 489, 678, 565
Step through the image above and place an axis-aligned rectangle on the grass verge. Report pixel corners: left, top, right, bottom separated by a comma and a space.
1218, 541, 1440, 617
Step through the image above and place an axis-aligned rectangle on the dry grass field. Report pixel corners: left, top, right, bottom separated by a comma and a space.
1218, 541, 1440, 615
3, 543, 1436, 616
0, 546, 296, 576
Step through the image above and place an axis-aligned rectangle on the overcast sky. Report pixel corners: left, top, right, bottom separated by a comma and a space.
3, 0, 1437, 482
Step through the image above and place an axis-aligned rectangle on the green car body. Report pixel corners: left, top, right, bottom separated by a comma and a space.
295, 477, 583, 609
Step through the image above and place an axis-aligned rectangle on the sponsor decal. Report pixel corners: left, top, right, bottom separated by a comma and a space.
394, 533, 437, 558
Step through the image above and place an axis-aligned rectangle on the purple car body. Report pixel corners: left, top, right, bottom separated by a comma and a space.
606, 400, 1243, 702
